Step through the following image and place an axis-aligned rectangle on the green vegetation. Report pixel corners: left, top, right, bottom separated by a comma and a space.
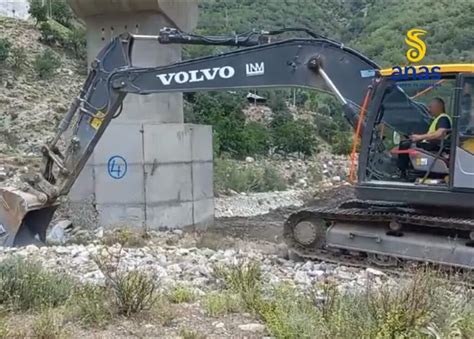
166, 285, 196, 304
211, 260, 474, 339
28, 0, 48, 25
203, 291, 244, 316
179, 328, 207, 339
34, 48, 61, 79
0, 38, 11, 64
32, 308, 67, 338
214, 158, 287, 193
273, 119, 316, 157
29, 0, 87, 61
70, 284, 111, 326
101, 228, 149, 247
9, 46, 28, 71
29, 0, 73, 28
0, 256, 470, 337
106, 270, 158, 316
0, 257, 73, 311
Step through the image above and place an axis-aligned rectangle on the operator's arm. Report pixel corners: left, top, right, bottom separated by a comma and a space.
410, 116, 451, 142
410, 128, 449, 142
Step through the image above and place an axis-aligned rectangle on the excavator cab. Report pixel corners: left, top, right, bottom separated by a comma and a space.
357, 67, 474, 209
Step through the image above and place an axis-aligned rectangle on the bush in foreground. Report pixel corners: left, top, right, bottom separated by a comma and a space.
0, 257, 73, 311
212, 261, 474, 339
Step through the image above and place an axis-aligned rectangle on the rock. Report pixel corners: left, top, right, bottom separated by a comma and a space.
214, 322, 225, 329
308, 270, 325, 278
238, 323, 266, 333
331, 176, 341, 182
95, 228, 104, 238
366, 267, 385, 277
47, 220, 73, 244
54, 246, 71, 255
245, 156, 255, 163
172, 229, 183, 236
167, 263, 182, 274
294, 271, 311, 285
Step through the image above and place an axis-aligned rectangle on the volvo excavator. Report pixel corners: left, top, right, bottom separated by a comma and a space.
0, 28, 473, 268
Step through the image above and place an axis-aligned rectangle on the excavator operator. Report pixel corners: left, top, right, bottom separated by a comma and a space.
409, 97, 452, 147
398, 97, 452, 176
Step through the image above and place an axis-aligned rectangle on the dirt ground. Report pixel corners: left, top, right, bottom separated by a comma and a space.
209, 186, 354, 244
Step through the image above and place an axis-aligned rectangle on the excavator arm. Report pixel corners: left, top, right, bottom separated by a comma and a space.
0, 28, 380, 245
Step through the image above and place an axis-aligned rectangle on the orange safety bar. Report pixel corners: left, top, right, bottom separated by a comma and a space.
349, 87, 373, 182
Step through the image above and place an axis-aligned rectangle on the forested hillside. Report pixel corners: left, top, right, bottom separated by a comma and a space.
2, 0, 473, 159
183, 0, 474, 159
193, 0, 474, 65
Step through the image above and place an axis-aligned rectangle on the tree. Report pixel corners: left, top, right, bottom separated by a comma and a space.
273, 119, 316, 157
51, 0, 73, 28
28, 0, 48, 25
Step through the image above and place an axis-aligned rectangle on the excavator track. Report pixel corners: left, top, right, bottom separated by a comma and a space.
284, 199, 474, 271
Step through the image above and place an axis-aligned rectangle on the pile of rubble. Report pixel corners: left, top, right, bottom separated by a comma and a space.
0, 231, 391, 293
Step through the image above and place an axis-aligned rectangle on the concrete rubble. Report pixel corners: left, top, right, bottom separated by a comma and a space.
0, 231, 393, 294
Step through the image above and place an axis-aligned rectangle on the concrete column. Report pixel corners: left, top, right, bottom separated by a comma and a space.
67, 0, 214, 230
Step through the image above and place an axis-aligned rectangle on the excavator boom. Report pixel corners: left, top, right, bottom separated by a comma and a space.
0, 29, 385, 245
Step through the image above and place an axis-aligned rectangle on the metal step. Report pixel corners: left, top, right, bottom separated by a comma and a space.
326, 222, 474, 269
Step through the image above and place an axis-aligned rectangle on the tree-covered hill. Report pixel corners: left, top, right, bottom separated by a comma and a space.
194, 0, 474, 66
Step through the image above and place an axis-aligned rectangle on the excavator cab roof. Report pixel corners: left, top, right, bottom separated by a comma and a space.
379, 64, 474, 77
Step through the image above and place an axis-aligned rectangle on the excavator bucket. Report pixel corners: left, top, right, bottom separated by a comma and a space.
0, 187, 57, 247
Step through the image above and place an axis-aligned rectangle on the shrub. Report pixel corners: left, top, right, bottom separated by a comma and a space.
101, 229, 148, 248
109, 270, 158, 316
331, 132, 353, 155
214, 158, 286, 193
0, 38, 11, 64
179, 328, 206, 339
28, 0, 48, 25
32, 308, 66, 339
258, 284, 322, 338
213, 260, 262, 310
203, 291, 244, 316
34, 48, 61, 79
39, 20, 70, 46
71, 284, 111, 326
166, 285, 195, 304
9, 46, 28, 71
66, 27, 87, 60
51, 0, 73, 28
272, 119, 316, 157
0, 257, 73, 311
241, 122, 271, 156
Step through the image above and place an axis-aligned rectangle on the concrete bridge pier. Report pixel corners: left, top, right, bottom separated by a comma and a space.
67, 0, 214, 231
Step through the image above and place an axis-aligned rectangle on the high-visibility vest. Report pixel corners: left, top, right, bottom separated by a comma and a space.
428, 113, 452, 133
462, 138, 474, 153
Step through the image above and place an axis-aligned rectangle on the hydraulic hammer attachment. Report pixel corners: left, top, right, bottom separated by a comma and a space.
0, 187, 57, 246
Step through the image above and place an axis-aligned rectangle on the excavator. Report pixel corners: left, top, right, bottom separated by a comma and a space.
0, 28, 473, 268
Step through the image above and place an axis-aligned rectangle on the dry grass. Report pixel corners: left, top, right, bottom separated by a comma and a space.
69, 284, 111, 326
0, 257, 73, 311
202, 291, 244, 317
211, 261, 474, 339
101, 229, 149, 248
